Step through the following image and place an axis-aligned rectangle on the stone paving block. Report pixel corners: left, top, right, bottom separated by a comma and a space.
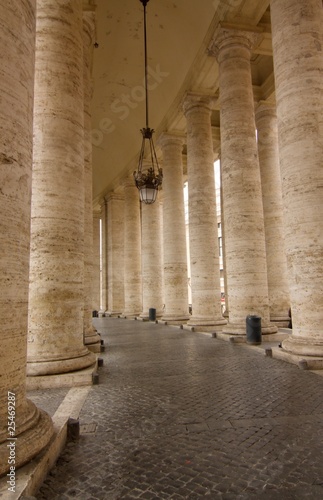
35, 318, 323, 499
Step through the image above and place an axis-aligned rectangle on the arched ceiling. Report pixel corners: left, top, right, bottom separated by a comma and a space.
91, 0, 272, 208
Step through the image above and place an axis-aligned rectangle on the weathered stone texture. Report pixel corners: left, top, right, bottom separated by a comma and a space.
122, 177, 142, 317
159, 133, 190, 323
255, 101, 290, 327
27, 0, 96, 375
211, 28, 276, 335
106, 193, 125, 315
141, 198, 164, 318
0, 0, 53, 476
271, 0, 323, 356
183, 94, 226, 330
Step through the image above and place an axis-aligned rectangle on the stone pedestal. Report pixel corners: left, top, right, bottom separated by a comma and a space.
159, 133, 190, 324
255, 101, 290, 327
140, 198, 164, 319
83, 8, 101, 352
182, 94, 226, 332
271, 0, 323, 361
0, 0, 53, 476
106, 193, 124, 316
122, 177, 142, 318
209, 27, 277, 336
27, 0, 96, 376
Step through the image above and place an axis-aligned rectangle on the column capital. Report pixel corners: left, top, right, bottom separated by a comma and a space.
157, 131, 185, 150
105, 191, 124, 203
123, 173, 137, 189
255, 100, 277, 118
182, 92, 216, 116
83, 0, 96, 12
208, 23, 263, 59
93, 208, 101, 219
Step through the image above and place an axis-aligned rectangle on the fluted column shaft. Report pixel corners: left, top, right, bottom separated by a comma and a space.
183, 94, 226, 331
122, 178, 142, 317
159, 134, 190, 323
83, 8, 101, 350
271, 0, 323, 356
141, 199, 164, 318
255, 102, 290, 327
0, 0, 54, 475
210, 28, 276, 335
92, 210, 101, 312
27, 0, 96, 375
106, 193, 124, 316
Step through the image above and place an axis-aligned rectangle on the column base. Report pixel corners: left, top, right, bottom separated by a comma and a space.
98, 309, 105, 318
26, 361, 98, 389
222, 322, 278, 336
84, 328, 102, 353
27, 349, 97, 376
160, 314, 190, 325
120, 312, 142, 319
105, 310, 122, 317
186, 317, 227, 333
0, 400, 54, 477
282, 336, 323, 358
270, 315, 291, 328
268, 346, 323, 370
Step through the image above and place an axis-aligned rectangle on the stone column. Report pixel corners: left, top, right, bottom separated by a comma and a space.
159, 133, 190, 324
99, 198, 108, 316
209, 27, 277, 336
122, 176, 142, 317
106, 193, 124, 316
182, 93, 226, 332
270, 0, 323, 360
27, 0, 96, 376
255, 101, 290, 327
0, 0, 54, 475
140, 198, 164, 319
83, 7, 101, 352
92, 209, 101, 312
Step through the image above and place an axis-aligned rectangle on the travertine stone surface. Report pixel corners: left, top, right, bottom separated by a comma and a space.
122, 177, 142, 317
210, 28, 277, 335
140, 198, 164, 319
100, 199, 108, 315
106, 193, 124, 316
27, 0, 96, 375
0, 0, 53, 476
159, 133, 190, 323
182, 94, 226, 331
83, 9, 101, 349
92, 210, 101, 312
255, 101, 290, 327
271, 0, 323, 356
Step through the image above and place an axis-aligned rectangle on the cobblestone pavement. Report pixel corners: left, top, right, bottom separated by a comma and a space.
36, 318, 323, 499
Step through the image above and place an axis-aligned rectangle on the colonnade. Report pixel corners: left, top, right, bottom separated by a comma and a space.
0, 0, 322, 479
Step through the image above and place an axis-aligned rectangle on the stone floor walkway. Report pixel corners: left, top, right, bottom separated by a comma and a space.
31, 318, 323, 499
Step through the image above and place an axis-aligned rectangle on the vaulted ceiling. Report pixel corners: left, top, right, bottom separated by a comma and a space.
91, 0, 273, 208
